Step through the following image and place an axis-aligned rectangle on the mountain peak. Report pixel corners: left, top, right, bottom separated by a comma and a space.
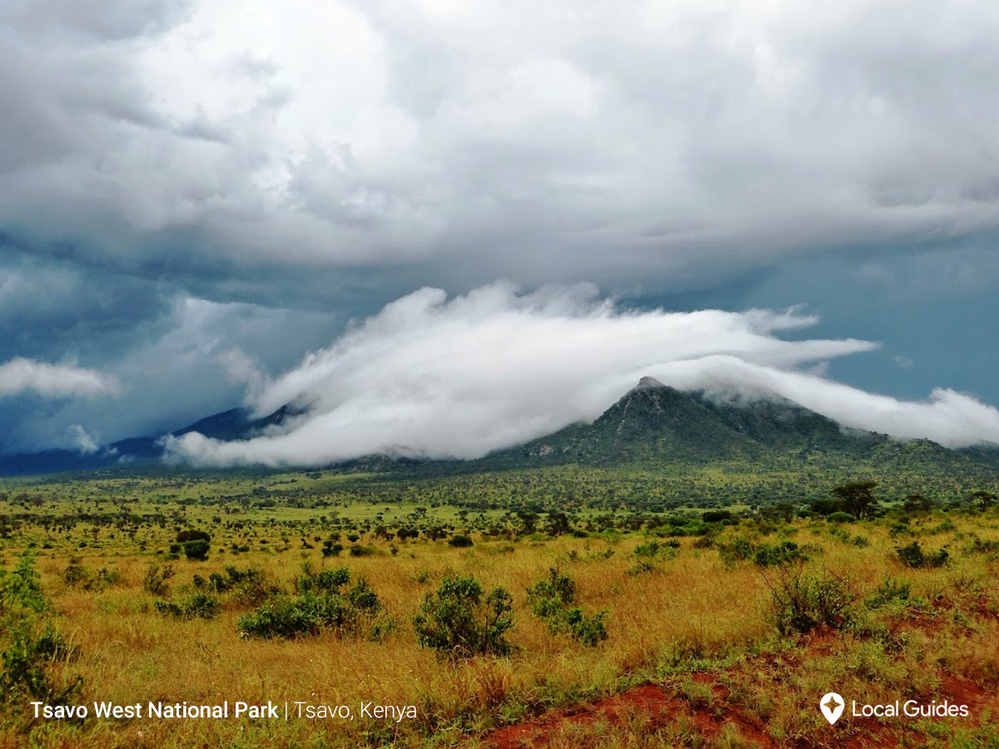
635, 376, 667, 390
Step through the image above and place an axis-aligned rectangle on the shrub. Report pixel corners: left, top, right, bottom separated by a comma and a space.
176, 529, 211, 543
237, 568, 381, 639
717, 536, 755, 566
200, 566, 279, 606
634, 540, 678, 558
967, 537, 999, 554
865, 576, 920, 610
0, 553, 82, 710
702, 510, 732, 523
155, 592, 221, 620
297, 566, 352, 594
826, 512, 856, 523
448, 535, 474, 548
753, 541, 805, 568
61, 558, 91, 588
183, 539, 211, 561
413, 575, 513, 658
142, 564, 176, 597
526, 568, 607, 646
763, 567, 854, 635
321, 540, 343, 558
527, 567, 575, 618
348, 545, 376, 557
896, 541, 949, 569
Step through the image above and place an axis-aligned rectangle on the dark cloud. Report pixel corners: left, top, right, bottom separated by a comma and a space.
2, 0, 999, 452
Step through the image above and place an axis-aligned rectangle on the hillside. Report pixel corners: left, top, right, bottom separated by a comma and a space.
1, 377, 997, 481
480, 377, 999, 480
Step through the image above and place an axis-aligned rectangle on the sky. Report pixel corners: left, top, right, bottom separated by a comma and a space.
1, 0, 998, 462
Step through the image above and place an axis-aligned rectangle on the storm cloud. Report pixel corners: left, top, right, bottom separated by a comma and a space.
2, 0, 998, 454
4, 0, 999, 292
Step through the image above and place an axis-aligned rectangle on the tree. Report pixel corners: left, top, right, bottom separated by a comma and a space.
970, 490, 997, 512
182, 539, 210, 561
903, 493, 934, 513
545, 512, 571, 536
831, 481, 878, 520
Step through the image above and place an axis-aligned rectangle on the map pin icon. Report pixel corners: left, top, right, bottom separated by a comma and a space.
820, 693, 844, 725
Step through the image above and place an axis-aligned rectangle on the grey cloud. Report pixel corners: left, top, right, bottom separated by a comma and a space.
1, 0, 998, 305
3, 1, 999, 455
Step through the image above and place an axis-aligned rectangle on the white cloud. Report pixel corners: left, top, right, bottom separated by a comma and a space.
66, 424, 99, 454
160, 282, 987, 467
0, 358, 119, 399
167, 283, 999, 467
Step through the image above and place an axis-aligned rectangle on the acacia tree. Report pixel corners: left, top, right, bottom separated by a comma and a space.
831, 481, 878, 520
970, 490, 997, 512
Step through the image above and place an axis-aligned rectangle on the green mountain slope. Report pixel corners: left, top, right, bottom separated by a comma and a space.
480, 377, 999, 482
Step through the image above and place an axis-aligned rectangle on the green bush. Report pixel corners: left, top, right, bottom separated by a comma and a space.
826, 512, 856, 523
237, 567, 381, 639
717, 536, 755, 566
176, 529, 211, 543
634, 540, 678, 558
183, 539, 211, 561
753, 541, 805, 567
413, 575, 513, 658
218, 566, 279, 605
865, 576, 920, 610
0, 553, 82, 710
448, 534, 474, 548
321, 540, 344, 558
526, 568, 607, 647
702, 510, 733, 523
896, 541, 949, 569
155, 592, 221, 620
297, 566, 351, 594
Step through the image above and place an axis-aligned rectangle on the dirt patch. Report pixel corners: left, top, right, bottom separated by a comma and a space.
487, 678, 772, 749
484, 616, 999, 749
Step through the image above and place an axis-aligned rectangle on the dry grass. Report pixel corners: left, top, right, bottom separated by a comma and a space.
4, 512, 999, 747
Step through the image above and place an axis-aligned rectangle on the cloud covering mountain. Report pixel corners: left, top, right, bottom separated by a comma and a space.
166, 283, 999, 468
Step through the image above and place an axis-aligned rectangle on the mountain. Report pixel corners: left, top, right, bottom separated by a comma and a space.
0, 405, 299, 476
479, 377, 999, 478
1, 377, 997, 479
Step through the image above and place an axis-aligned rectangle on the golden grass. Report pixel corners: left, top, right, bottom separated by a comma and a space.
3, 513, 999, 747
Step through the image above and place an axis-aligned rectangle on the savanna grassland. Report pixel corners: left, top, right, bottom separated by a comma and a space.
3, 467, 999, 748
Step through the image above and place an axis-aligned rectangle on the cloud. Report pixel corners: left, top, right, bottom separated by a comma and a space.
3, 2, 999, 456
0, 358, 119, 399
3, 0, 999, 304
66, 424, 99, 454
159, 281, 985, 467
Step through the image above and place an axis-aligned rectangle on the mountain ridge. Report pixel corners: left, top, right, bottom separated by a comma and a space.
1, 378, 997, 478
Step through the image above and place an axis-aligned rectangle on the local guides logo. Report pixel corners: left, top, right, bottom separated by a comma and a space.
820, 692, 970, 725
820, 693, 844, 725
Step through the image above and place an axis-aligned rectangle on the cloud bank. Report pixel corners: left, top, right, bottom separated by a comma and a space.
165, 283, 999, 468
4, 0, 999, 297
0, 358, 119, 399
